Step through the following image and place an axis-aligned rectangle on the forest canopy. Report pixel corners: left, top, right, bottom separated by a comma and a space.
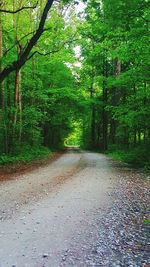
0, 0, 150, 167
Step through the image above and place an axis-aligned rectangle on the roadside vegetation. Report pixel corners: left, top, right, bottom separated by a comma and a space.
0, 146, 51, 165
0, 0, 149, 168
107, 145, 150, 169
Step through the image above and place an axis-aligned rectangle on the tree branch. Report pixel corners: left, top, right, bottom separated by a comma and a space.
26, 50, 58, 61
0, 1, 38, 14
3, 27, 52, 56
0, 0, 55, 83
28, 49, 60, 59
27, 37, 78, 61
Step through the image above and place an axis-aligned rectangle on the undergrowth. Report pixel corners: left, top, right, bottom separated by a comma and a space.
0, 146, 51, 165
107, 145, 150, 169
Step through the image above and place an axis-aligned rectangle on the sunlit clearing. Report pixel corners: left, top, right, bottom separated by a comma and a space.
64, 121, 82, 147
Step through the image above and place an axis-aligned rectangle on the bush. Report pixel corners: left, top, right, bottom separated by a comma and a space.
107, 144, 150, 168
0, 146, 51, 165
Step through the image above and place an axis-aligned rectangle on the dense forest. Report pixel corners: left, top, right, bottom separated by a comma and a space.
0, 0, 150, 167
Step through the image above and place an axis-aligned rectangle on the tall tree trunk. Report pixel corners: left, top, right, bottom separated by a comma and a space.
102, 57, 108, 151
30, 5, 36, 145
134, 129, 137, 145
18, 70, 22, 143
13, 0, 22, 143
13, 40, 22, 143
110, 59, 118, 145
90, 76, 96, 149
143, 81, 147, 144
0, 10, 8, 152
138, 130, 141, 144
116, 58, 121, 79
102, 85, 108, 151
0, 12, 3, 110
107, 58, 121, 149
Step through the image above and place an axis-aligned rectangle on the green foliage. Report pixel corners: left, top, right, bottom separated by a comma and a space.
0, 1, 84, 159
0, 0, 150, 168
77, 0, 150, 157
0, 146, 51, 165
64, 121, 83, 146
107, 145, 150, 168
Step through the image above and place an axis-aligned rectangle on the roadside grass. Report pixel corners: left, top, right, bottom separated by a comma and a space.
0, 146, 51, 165
106, 145, 150, 170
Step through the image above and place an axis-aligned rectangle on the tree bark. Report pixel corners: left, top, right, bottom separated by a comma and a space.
102, 57, 108, 151
90, 74, 96, 149
110, 59, 117, 144
0, 11, 3, 109
0, 9, 8, 152
102, 84, 108, 151
13, 0, 22, 143
110, 58, 121, 146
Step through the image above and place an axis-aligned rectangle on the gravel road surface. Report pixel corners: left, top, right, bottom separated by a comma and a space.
0, 151, 149, 267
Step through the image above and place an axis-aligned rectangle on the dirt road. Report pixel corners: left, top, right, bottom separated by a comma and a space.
0, 151, 149, 267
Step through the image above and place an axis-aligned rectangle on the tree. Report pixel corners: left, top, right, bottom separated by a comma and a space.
0, 0, 54, 82
0, 0, 82, 157
78, 0, 150, 161
0, 0, 149, 168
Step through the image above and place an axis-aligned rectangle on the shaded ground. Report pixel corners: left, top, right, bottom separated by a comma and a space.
0, 151, 149, 267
